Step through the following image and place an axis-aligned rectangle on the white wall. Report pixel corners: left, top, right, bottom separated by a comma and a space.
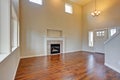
105, 33, 120, 73
20, 0, 82, 57
82, 0, 120, 52
82, 0, 120, 73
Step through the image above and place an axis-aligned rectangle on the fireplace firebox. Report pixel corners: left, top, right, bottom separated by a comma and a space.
51, 44, 60, 54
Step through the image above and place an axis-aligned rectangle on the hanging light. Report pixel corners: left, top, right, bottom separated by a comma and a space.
91, 0, 101, 17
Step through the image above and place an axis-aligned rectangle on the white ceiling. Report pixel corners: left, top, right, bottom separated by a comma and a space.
70, 0, 92, 5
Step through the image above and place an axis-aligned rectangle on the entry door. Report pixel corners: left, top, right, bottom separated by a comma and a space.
94, 29, 108, 53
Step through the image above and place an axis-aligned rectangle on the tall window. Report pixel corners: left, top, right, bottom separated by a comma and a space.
0, 1, 1, 52
65, 3, 73, 14
88, 31, 94, 47
29, 0, 42, 5
0, 0, 20, 62
0, 0, 11, 53
11, 6, 19, 51
110, 28, 117, 37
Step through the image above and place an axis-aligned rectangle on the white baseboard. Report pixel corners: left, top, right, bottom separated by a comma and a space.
65, 50, 81, 54
81, 49, 95, 53
13, 57, 20, 80
20, 50, 82, 59
105, 63, 120, 73
20, 54, 47, 59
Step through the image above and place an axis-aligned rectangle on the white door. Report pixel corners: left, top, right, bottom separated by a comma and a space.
94, 29, 108, 53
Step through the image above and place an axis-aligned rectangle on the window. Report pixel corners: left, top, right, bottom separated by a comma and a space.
11, 19, 18, 51
110, 28, 117, 37
96, 32, 99, 36
0, 0, 11, 62
0, 1, 1, 52
96, 31, 105, 37
0, 0, 20, 62
0, 0, 11, 53
11, 6, 19, 51
29, 0, 42, 5
101, 31, 105, 36
65, 3, 73, 14
88, 31, 94, 47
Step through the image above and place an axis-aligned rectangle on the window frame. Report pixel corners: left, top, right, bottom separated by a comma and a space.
29, 0, 43, 5
11, 5, 20, 51
109, 28, 117, 37
65, 3, 73, 14
0, 0, 20, 63
88, 31, 94, 47
96, 30, 105, 37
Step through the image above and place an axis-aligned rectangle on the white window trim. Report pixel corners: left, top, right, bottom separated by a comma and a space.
0, 54, 9, 63
29, 0, 42, 5
88, 31, 94, 47
96, 30, 105, 37
11, 5, 20, 52
65, 3, 73, 14
109, 28, 117, 37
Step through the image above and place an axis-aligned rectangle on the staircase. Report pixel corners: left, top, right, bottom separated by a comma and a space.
104, 27, 120, 73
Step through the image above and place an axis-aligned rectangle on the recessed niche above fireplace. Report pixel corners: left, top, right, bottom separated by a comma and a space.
47, 29, 63, 38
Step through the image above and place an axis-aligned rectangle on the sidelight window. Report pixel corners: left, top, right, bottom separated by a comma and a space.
88, 31, 94, 47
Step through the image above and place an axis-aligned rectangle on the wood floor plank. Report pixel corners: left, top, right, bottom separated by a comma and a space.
15, 51, 120, 80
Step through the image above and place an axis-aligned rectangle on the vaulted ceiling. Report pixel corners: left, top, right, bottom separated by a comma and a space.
70, 0, 92, 5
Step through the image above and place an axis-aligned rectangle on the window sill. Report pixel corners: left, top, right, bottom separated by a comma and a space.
0, 53, 10, 63
12, 46, 18, 52
0, 46, 19, 63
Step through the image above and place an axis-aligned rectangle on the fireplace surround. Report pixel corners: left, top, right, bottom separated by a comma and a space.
46, 37, 65, 55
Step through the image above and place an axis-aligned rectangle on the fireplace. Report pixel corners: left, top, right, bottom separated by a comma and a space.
51, 44, 60, 54
46, 38, 64, 55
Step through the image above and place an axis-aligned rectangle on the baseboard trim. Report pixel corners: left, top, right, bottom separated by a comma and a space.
20, 54, 47, 59
13, 57, 20, 80
105, 63, 120, 73
81, 50, 95, 53
94, 52, 105, 55
20, 50, 105, 59
20, 51, 82, 59
65, 50, 81, 54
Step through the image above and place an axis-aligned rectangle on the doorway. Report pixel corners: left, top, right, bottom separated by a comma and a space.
94, 29, 108, 53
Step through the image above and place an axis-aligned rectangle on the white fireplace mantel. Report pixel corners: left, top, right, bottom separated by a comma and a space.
46, 37, 65, 40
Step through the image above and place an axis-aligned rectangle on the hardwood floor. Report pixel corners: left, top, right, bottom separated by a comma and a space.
15, 51, 120, 80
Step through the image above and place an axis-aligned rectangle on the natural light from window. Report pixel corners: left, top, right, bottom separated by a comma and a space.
11, 6, 18, 51
96, 31, 105, 37
29, 0, 42, 5
89, 31, 94, 47
65, 3, 73, 14
0, 1, 20, 63
110, 28, 117, 37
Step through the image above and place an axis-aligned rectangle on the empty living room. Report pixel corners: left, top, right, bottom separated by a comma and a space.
0, 0, 120, 80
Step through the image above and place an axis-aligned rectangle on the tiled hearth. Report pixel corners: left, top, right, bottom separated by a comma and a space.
46, 38, 65, 55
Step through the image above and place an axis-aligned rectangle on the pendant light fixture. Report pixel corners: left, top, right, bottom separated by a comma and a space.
91, 0, 101, 17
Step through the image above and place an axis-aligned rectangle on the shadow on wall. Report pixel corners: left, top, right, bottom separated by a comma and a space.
26, 29, 45, 55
